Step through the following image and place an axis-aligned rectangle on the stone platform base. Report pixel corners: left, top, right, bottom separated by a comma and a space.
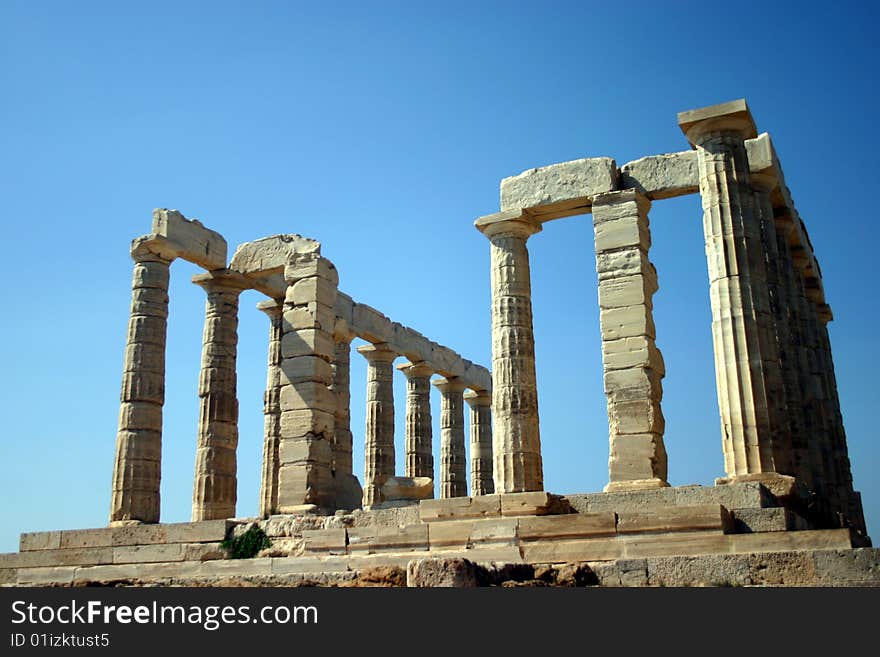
2, 486, 875, 587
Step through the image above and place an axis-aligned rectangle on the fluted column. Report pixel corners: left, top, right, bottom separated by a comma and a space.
110, 238, 174, 524
192, 270, 248, 521
397, 361, 434, 481
751, 173, 794, 476
591, 189, 669, 492
257, 299, 283, 518
475, 210, 543, 493
358, 343, 397, 507
464, 390, 494, 496
434, 377, 468, 498
679, 100, 787, 483
331, 333, 354, 479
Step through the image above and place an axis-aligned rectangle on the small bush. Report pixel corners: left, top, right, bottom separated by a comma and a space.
221, 525, 272, 559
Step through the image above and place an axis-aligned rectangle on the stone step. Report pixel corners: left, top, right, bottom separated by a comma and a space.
419, 492, 570, 522
730, 507, 812, 533
565, 482, 774, 515
19, 520, 232, 551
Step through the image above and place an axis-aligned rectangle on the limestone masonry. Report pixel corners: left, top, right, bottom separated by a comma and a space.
3, 99, 877, 587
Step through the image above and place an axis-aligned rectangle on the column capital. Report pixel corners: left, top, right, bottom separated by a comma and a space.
678, 99, 758, 146
192, 269, 251, 292
464, 389, 492, 407
256, 298, 283, 318
433, 376, 468, 394
333, 318, 355, 344
396, 360, 434, 379
357, 342, 397, 363
131, 235, 176, 264
475, 209, 543, 240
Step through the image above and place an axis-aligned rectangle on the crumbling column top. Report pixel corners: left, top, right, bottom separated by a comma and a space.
192, 268, 252, 291
463, 389, 492, 406
474, 209, 543, 240
433, 376, 468, 393
678, 98, 758, 145
357, 342, 398, 363
131, 234, 177, 263
592, 188, 652, 209
396, 361, 434, 378
256, 298, 283, 316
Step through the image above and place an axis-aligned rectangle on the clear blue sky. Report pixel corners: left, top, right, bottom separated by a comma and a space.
1, 1, 878, 553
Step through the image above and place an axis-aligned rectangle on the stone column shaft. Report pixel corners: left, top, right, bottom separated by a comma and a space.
257, 299, 283, 518
192, 271, 247, 521
476, 211, 543, 493
397, 361, 434, 482
679, 101, 787, 482
277, 254, 339, 512
591, 190, 668, 492
110, 241, 173, 524
465, 390, 494, 496
434, 377, 468, 498
332, 336, 354, 478
359, 343, 397, 506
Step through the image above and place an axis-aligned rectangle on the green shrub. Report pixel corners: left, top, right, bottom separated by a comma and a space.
221, 525, 272, 559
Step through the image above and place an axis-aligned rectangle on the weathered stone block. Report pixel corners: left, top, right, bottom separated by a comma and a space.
302, 529, 347, 555
617, 505, 733, 535
598, 273, 657, 311
271, 556, 349, 575
500, 157, 618, 218
278, 435, 333, 465
623, 531, 731, 559
647, 554, 751, 587
112, 544, 184, 564
619, 150, 699, 200
407, 558, 479, 587
152, 209, 227, 270
604, 367, 663, 398
748, 550, 817, 586
381, 476, 433, 501
278, 355, 334, 385
812, 548, 880, 586
599, 305, 656, 340
280, 329, 335, 360
517, 513, 617, 541
601, 336, 665, 374
428, 520, 475, 550
608, 398, 665, 435
420, 495, 502, 522
285, 257, 339, 285
230, 234, 320, 276
20, 531, 62, 552
351, 303, 393, 344
730, 529, 854, 555
0, 568, 16, 585
282, 305, 336, 333
520, 538, 623, 563
595, 248, 652, 282
469, 518, 519, 547
17, 566, 77, 586
731, 508, 807, 533
500, 491, 570, 517
280, 409, 334, 437
287, 277, 337, 308
369, 525, 429, 554
279, 381, 337, 413
594, 214, 651, 252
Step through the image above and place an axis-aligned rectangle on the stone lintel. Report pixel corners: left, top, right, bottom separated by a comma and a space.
619, 150, 699, 200
499, 157, 619, 221
336, 291, 492, 392
678, 98, 758, 144
151, 209, 228, 270
229, 234, 321, 277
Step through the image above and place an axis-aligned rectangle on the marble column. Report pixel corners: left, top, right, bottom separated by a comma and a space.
475, 210, 543, 493
358, 343, 397, 506
191, 270, 248, 521
751, 173, 794, 476
331, 334, 355, 479
110, 238, 174, 524
679, 100, 787, 483
434, 377, 468, 498
591, 189, 669, 492
464, 390, 494, 496
397, 361, 434, 481
257, 299, 283, 518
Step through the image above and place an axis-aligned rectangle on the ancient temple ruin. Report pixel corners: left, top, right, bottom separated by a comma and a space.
2, 99, 876, 587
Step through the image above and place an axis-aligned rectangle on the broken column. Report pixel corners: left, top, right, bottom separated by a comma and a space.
257, 299, 283, 518
397, 361, 435, 482
358, 342, 397, 507
591, 189, 669, 492
464, 390, 494, 496
277, 253, 339, 512
192, 270, 249, 521
678, 100, 789, 483
434, 377, 468, 498
475, 210, 543, 493
110, 236, 175, 524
